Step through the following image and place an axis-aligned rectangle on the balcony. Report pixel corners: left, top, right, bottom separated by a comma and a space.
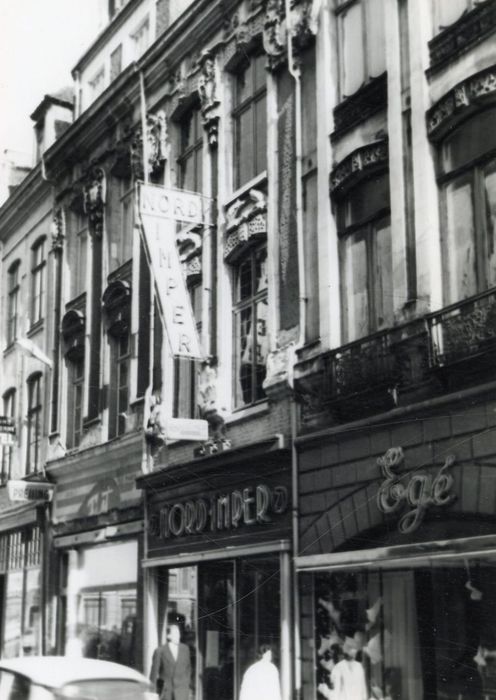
295, 288, 496, 426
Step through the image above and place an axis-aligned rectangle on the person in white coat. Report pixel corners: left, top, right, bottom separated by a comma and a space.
239, 645, 282, 700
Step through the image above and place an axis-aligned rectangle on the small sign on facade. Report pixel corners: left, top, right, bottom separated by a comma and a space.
8, 480, 54, 504
163, 417, 208, 442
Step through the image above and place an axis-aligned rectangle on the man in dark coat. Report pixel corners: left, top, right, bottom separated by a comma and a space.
150, 624, 191, 700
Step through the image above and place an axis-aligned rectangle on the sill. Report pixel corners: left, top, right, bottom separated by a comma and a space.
27, 320, 44, 337
228, 400, 270, 423
3, 342, 16, 357
82, 416, 101, 429
227, 171, 268, 208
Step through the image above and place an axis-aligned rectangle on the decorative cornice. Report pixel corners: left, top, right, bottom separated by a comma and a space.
330, 140, 389, 198
83, 166, 106, 238
263, 0, 286, 71
102, 279, 131, 337
224, 187, 267, 262
426, 64, 496, 142
51, 208, 65, 252
428, 0, 496, 75
223, 4, 265, 69
332, 73, 388, 142
61, 308, 85, 361
198, 49, 221, 146
177, 225, 203, 283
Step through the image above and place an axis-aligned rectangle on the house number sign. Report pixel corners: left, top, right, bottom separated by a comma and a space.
376, 447, 456, 534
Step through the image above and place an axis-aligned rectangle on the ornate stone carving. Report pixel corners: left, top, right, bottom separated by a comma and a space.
177, 225, 202, 283
263, 342, 295, 400
143, 392, 167, 472
61, 308, 85, 360
195, 359, 231, 455
291, 0, 316, 55
130, 110, 169, 179
83, 167, 106, 238
224, 188, 267, 262
51, 207, 65, 251
427, 64, 496, 141
263, 0, 286, 70
102, 279, 131, 337
332, 73, 388, 141
330, 140, 389, 197
428, 0, 496, 73
198, 50, 221, 146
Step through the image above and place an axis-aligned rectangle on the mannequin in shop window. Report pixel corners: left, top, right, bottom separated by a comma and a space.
239, 644, 281, 700
150, 624, 191, 700
330, 638, 367, 700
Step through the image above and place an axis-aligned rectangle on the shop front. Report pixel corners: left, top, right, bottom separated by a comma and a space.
47, 433, 144, 669
137, 439, 293, 700
296, 395, 496, 700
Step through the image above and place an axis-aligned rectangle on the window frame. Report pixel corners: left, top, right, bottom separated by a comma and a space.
232, 53, 267, 189
108, 331, 130, 440
232, 244, 268, 408
7, 260, 20, 346
130, 16, 150, 60
26, 373, 42, 475
438, 116, 496, 304
335, 0, 386, 100
1, 389, 15, 485
177, 106, 204, 194
337, 174, 392, 342
67, 357, 85, 450
30, 237, 46, 327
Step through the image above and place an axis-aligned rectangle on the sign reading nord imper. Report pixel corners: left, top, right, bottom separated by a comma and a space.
138, 183, 210, 360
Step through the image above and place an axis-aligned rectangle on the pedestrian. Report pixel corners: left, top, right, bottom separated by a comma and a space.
239, 644, 282, 700
150, 624, 191, 700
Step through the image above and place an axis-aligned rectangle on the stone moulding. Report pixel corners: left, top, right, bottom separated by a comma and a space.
332, 72, 388, 141
224, 187, 267, 262
428, 0, 496, 74
330, 139, 389, 198
427, 64, 496, 142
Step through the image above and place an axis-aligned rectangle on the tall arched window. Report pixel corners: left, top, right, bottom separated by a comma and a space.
7, 260, 20, 346
31, 237, 46, 326
26, 373, 42, 474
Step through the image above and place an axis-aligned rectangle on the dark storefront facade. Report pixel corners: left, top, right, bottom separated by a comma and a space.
138, 439, 293, 700
46, 432, 144, 669
296, 391, 496, 700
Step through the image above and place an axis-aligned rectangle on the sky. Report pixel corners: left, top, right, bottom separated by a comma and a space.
0, 0, 103, 160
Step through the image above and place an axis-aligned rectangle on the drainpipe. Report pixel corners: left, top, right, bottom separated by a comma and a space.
284, 2, 305, 699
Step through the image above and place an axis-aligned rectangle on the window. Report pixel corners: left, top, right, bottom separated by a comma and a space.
435, 0, 474, 29
131, 17, 149, 59
178, 106, 203, 193
67, 358, 84, 449
1, 389, 15, 484
89, 67, 105, 99
109, 333, 130, 439
26, 374, 42, 474
69, 214, 88, 299
110, 44, 123, 81
31, 238, 46, 326
233, 246, 268, 407
440, 108, 496, 304
338, 173, 392, 342
336, 0, 386, 98
233, 53, 267, 189
7, 261, 20, 345
109, 179, 134, 272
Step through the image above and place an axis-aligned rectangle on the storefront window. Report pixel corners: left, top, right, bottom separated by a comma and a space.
313, 558, 496, 700
66, 540, 138, 668
152, 557, 282, 700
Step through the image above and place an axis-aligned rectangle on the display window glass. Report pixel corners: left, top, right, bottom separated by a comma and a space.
312, 557, 496, 700
152, 556, 281, 700
66, 540, 138, 668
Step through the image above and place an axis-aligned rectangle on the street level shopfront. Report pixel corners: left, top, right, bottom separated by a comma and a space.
296, 393, 496, 700
137, 438, 293, 700
46, 432, 144, 669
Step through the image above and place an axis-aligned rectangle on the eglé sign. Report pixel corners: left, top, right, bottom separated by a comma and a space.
376, 447, 456, 534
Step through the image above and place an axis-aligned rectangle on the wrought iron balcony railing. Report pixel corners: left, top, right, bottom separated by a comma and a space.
295, 287, 496, 425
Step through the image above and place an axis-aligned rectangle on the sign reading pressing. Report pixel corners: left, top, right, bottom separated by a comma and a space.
376, 447, 456, 534
138, 183, 209, 360
8, 480, 54, 503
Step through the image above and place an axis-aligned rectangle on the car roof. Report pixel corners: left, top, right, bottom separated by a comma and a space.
0, 657, 150, 688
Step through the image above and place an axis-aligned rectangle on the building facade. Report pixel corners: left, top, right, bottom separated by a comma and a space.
1, 0, 496, 699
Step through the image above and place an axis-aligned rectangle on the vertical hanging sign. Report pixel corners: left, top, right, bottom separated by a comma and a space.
137, 182, 210, 360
